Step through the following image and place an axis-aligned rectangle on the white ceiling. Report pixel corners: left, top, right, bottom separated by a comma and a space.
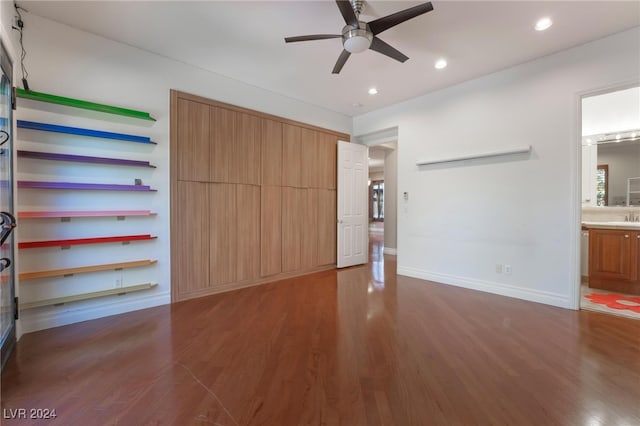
21, 1, 640, 116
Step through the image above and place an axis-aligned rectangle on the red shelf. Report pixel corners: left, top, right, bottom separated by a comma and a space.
19, 234, 156, 249
18, 210, 156, 219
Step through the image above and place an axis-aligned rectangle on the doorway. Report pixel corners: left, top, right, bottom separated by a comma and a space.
579, 84, 640, 319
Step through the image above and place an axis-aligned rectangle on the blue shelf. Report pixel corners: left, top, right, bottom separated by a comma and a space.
17, 120, 156, 144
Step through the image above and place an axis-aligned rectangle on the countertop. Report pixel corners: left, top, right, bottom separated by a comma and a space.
582, 221, 640, 230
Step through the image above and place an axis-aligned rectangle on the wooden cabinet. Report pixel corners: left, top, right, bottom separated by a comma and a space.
317, 189, 337, 265
176, 181, 210, 293
282, 124, 301, 187
231, 113, 261, 185
589, 228, 640, 294
282, 187, 302, 272
171, 91, 349, 302
301, 128, 320, 188
177, 99, 210, 182
210, 107, 235, 183
210, 184, 236, 287
261, 119, 282, 186
261, 186, 282, 277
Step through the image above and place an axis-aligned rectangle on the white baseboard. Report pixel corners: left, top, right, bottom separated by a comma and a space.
383, 247, 397, 255
17, 292, 171, 337
397, 266, 571, 309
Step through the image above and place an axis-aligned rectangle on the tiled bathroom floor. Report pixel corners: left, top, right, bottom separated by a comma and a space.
581, 284, 640, 320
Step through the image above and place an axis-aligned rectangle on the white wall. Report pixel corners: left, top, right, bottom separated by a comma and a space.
353, 27, 640, 309
4, 12, 351, 335
383, 145, 397, 252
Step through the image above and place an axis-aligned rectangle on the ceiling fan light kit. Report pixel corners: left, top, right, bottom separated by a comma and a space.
284, 0, 434, 74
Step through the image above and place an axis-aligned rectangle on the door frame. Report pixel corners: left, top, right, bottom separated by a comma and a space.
574, 79, 640, 310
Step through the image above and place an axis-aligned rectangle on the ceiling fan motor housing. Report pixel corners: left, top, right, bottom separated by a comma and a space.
342, 23, 373, 53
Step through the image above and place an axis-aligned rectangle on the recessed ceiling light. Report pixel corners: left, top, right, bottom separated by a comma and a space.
616, 134, 621, 140
535, 17, 552, 31
368, 87, 378, 95
434, 59, 447, 69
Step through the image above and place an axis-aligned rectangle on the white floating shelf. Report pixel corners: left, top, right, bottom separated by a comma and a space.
416, 145, 531, 166
21, 282, 157, 309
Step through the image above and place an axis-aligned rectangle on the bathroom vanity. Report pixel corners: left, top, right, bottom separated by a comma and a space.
584, 221, 640, 295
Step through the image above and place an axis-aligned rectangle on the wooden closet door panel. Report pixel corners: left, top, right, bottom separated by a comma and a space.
210, 107, 235, 183
177, 181, 210, 294
320, 133, 337, 190
282, 187, 301, 272
301, 188, 319, 268
236, 184, 261, 281
210, 183, 237, 287
301, 128, 320, 188
261, 186, 282, 277
282, 124, 301, 187
261, 119, 282, 186
231, 113, 261, 185
177, 99, 210, 182
317, 189, 337, 265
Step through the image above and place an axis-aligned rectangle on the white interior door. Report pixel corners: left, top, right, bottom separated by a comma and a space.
337, 141, 368, 268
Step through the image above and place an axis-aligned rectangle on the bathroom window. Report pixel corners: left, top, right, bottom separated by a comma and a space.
596, 164, 608, 206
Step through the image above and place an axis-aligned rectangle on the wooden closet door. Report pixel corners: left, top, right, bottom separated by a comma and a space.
282, 124, 301, 187
231, 113, 261, 185
282, 186, 302, 272
177, 99, 210, 182
301, 128, 320, 188
236, 184, 261, 281
262, 119, 282, 186
319, 133, 337, 190
210, 183, 237, 287
301, 188, 319, 269
177, 181, 210, 294
210, 107, 235, 183
317, 189, 337, 265
261, 186, 282, 277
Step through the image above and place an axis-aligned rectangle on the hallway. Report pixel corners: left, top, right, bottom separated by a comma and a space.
1, 237, 639, 425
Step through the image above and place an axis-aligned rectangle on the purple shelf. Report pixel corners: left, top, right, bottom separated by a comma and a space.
17, 150, 156, 168
18, 181, 157, 192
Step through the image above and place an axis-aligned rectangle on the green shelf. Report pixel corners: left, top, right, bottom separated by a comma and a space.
16, 88, 156, 122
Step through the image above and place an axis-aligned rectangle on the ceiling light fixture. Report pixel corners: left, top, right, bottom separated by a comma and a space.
435, 59, 447, 69
535, 17, 552, 31
368, 87, 378, 95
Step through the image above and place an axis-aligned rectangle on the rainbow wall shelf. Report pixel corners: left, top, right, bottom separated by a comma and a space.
17, 120, 156, 144
20, 259, 157, 280
18, 181, 157, 191
18, 150, 156, 168
19, 234, 157, 249
18, 210, 156, 219
21, 283, 158, 310
16, 88, 156, 121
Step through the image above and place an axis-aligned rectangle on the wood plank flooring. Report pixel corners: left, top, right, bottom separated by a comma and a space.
2, 233, 639, 425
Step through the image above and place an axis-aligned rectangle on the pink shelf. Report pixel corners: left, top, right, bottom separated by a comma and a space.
18, 210, 156, 219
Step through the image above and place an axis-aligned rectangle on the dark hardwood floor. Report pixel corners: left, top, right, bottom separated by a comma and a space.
2, 233, 639, 425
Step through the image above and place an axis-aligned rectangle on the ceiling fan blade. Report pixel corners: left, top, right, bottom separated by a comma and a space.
336, 0, 359, 27
368, 2, 434, 35
369, 37, 409, 63
284, 34, 342, 43
332, 50, 351, 74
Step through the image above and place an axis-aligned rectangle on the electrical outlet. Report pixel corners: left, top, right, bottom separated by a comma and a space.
504, 265, 512, 275
495, 264, 503, 273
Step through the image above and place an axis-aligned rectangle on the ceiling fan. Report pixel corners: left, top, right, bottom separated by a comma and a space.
284, 0, 434, 74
